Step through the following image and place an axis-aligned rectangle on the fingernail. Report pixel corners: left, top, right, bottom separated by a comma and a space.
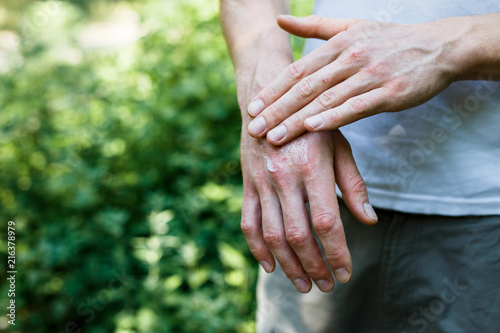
248, 117, 266, 135
293, 278, 310, 293
305, 115, 324, 129
334, 268, 351, 283
248, 99, 265, 116
267, 125, 287, 142
260, 261, 272, 273
316, 279, 333, 292
363, 202, 378, 221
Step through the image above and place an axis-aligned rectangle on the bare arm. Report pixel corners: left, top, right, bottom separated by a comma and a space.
243, 13, 500, 145
221, 0, 292, 118
455, 12, 500, 80
221, 0, 378, 293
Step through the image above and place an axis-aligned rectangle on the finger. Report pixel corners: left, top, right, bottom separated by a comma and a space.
247, 47, 339, 129
277, 15, 362, 40
246, 35, 348, 125
241, 187, 275, 273
332, 130, 378, 225
259, 189, 312, 293
260, 72, 337, 141
266, 72, 376, 145
278, 190, 335, 292
305, 87, 391, 131
304, 162, 352, 284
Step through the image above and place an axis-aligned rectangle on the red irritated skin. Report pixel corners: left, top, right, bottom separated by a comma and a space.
246, 14, 500, 146
241, 127, 378, 293
221, 0, 378, 293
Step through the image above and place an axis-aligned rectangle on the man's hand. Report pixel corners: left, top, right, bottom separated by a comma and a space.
246, 14, 500, 145
235, 53, 378, 293
241, 129, 378, 293
220, 0, 378, 293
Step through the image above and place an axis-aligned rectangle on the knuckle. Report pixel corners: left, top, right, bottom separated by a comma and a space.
313, 213, 340, 235
279, 262, 300, 276
317, 89, 338, 109
295, 77, 315, 98
342, 46, 366, 64
323, 39, 338, 52
288, 113, 304, 130
348, 97, 367, 115
365, 61, 387, 77
270, 171, 292, 189
305, 262, 325, 277
260, 86, 277, 101
362, 20, 383, 32
298, 161, 316, 177
247, 245, 266, 259
325, 249, 346, 264
328, 109, 341, 126
348, 174, 367, 194
248, 169, 266, 184
287, 60, 306, 80
350, 47, 364, 61
320, 77, 330, 85
312, 15, 324, 24
390, 77, 409, 95
285, 227, 309, 248
263, 229, 284, 247
378, 88, 395, 108
240, 219, 255, 236
332, 31, 349, 47
304, 15, 327, 37
266, 104, 286, 122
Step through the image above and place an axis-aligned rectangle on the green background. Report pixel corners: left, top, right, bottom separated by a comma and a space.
0, 0, 312, 332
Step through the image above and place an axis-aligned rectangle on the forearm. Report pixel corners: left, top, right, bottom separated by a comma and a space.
220, 0, 290, 68
442, 13, 500, 81
220, 0, 293, 122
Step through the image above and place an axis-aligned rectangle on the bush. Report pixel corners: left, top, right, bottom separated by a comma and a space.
0, 1, 256, 332
0, 0, 312, 332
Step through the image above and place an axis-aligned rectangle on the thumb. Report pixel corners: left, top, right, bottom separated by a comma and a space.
332, 130, 378, 225
277, 15, 361, 40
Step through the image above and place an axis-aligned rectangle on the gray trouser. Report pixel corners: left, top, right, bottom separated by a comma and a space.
257, 200, 500, 333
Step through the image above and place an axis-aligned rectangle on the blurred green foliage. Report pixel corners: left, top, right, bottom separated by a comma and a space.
0, 0, 311, 332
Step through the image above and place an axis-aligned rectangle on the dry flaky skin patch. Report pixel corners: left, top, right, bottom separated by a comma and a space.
262, 137, 309, 173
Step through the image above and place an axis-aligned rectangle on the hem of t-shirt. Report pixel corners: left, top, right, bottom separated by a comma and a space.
336, 187, 500, 216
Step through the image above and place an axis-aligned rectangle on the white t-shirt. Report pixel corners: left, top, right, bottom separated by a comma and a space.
304, 0, 500, 215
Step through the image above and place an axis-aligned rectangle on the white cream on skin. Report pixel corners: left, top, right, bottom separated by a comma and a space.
264, 155, 277, 172
262, 137, 309, 173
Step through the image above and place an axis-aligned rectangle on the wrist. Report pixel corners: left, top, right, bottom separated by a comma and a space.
234, 36, 293, 117
233, 26, 292, 74
437, 14, 500, 81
